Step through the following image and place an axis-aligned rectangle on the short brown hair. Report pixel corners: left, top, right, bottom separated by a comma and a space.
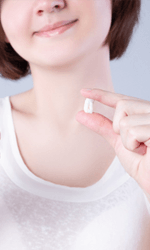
0, 0, 141, 81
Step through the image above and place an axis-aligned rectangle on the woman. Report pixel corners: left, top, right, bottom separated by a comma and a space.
0, 0, 150, 249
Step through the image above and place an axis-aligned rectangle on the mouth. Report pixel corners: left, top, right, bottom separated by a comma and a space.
34, 19, 78, 34
34, 19, 78, 38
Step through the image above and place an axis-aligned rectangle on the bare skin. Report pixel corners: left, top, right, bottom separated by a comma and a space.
1, 0, 116, 187
10, 90, 116, 188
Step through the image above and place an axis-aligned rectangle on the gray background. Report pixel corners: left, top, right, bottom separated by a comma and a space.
0, 0, 150, 101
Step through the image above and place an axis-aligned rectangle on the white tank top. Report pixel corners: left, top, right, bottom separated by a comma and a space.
0, 96, 150, 250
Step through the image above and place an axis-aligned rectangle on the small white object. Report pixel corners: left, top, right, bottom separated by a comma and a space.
84, 98, 94, 114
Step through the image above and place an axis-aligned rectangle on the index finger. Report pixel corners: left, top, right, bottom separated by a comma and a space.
80, 88, 143, 109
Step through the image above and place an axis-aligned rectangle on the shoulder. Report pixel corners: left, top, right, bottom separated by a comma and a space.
0, 97, 5, 108
0, 96, 7, 109
0, 96, 8, 121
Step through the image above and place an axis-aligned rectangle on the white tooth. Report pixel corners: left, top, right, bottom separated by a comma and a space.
84, 98, 94, 114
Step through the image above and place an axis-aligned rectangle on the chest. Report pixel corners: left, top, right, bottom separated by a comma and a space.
11, 108, 116, 188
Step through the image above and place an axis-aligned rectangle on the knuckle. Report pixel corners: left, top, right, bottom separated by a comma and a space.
117, 99, 126, 108
119, 118, 128, 128
128, 128, 136, 137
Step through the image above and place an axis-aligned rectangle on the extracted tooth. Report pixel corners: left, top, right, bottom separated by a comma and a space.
84, 98, 94, 114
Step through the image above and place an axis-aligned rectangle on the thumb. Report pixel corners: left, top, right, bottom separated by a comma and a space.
76, 110, 119, 149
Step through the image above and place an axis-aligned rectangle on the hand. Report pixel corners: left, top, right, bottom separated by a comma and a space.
76, 88, 150, 196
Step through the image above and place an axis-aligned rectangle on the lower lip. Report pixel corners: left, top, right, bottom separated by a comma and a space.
35, 21, 78, 37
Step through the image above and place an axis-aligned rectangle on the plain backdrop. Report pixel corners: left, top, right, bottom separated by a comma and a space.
0, 0, 150, 102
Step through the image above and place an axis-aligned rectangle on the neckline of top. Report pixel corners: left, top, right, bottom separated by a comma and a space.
1, 96, 130, 202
